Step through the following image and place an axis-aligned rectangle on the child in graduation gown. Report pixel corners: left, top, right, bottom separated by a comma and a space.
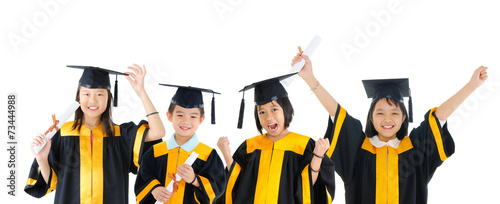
292, 53, 488, 204
25, 64, 166, 204
134, 84, 225, 204
218, 73, 336, 204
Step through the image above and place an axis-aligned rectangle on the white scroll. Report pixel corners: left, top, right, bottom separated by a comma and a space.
32, 101, 80, 154
155, 151, 199, 204
282, 35, 322, 87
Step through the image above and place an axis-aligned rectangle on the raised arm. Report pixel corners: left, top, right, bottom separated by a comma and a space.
125, 64, 166, 142
435, 66, 488, 121
292, 53, 339, 117
217, 136, 233, 167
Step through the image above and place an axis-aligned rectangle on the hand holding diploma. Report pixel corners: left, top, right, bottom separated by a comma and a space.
155, 152, 199, 204
32, 101, 80, 154
282, 35, 321, 86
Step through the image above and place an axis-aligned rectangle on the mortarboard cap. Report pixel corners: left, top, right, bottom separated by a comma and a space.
362, 78, 413, 122
67, 65, 127, 107
237, 72, 297, 129
159, 84, 221, 124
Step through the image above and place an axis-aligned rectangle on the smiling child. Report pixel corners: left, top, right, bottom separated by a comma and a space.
135, 85, 225, 204
292, 53, 488, 204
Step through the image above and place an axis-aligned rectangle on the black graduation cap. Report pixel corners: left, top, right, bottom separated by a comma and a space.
237, 72, 297, 129
67, 65, 127, 107
159, 84, 221, 124
362, 78, 413, 122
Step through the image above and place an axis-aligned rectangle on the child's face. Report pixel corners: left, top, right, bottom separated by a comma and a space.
167, 105, 205, 139
78, 86, 108, 120
258, 101, 288, 138
371, 99, 406, 142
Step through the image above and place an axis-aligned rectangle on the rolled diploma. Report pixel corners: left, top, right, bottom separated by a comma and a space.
155, 152, 199, 204
32, 101, 80, 154
282, 35, 322, 87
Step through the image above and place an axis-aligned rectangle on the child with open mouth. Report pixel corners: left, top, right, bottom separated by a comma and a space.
218, 73, 336, 203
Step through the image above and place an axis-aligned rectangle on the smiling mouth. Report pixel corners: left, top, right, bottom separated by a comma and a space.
88, 106, 99, 111
268, 123, 278, 132
180, 126, 191, 131
382, 125, 394, 129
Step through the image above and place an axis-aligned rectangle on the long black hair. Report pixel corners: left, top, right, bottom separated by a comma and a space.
365, 98, 408, 140
72, 86, 116, 141
253, 97, 294, 135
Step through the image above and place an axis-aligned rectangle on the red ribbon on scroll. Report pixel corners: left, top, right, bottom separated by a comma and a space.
44, 114, 59, 136
167, 173, 179, 193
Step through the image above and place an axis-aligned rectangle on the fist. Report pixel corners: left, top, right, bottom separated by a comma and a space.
313, 138, 330, 157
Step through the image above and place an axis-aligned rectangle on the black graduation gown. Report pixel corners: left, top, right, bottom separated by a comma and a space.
325, 105, 455, 204
221, 132, 336, 204
135, 141, 225, 204
25, 120, 159, 204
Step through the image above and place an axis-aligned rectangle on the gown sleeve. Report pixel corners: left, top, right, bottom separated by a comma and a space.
192, 149, 226, 204
297, 138, 336, 204
134, 146, 162, 204
408, 107, 455, 182
24, 131, 61, 198
323, 104, 365, 184
218, 141, 248, 204
120, 120, 162, 174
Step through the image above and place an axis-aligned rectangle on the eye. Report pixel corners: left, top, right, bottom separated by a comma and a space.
376, 112, 383, 115
177, 115, 183, 117
272, 108, 278, 112
259, 111, 265, 115
191, 116, 198, 119
392, 112, 400, 116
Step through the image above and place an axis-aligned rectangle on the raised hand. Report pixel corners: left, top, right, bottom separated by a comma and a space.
313, 138, 330, 158
469, 66, 488, 89
217, 136, 233, 167
291, 53, 314, 81
125, 64, 147, 96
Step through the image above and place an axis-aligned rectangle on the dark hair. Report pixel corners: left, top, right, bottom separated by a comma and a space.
365, 98, 408, 140
253, 97, 294, 135
167, 103, 205, 116
72, 86, 116, 142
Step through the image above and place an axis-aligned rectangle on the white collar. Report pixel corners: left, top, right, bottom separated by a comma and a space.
369, 135, 401, 149
166, 133, 199, 152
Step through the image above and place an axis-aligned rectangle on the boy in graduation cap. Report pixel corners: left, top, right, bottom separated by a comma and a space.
26, 64, 165, 204
218, 73, 336, 204
135, 84, 225, 204
292, 53, 489, 203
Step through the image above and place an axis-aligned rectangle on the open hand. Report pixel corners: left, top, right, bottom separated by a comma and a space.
125, 64, 147, 96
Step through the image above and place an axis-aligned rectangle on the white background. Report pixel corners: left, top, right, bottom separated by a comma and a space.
1, 0, 499, 203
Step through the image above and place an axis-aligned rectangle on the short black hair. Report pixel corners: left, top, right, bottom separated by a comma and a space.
253, 97, 294, 135
168, 103, 205, 116
365, 98, 408, 140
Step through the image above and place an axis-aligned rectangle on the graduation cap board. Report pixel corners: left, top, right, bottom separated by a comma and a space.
237, 72, 297, 129
362, 78, 413, 122
159, 83, 221, 124
67, 65, 127, 107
